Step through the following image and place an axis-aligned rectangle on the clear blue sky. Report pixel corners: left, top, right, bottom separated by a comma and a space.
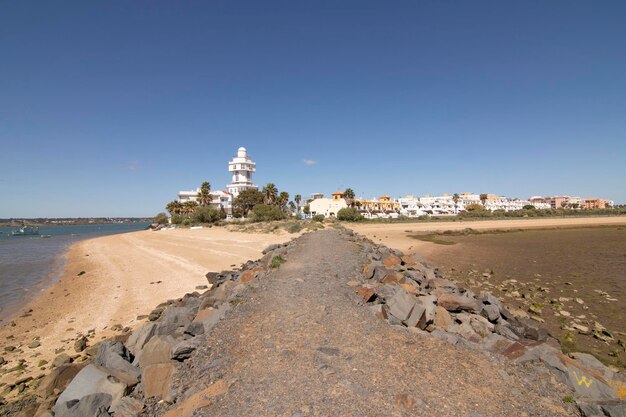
1, 1, 625, 217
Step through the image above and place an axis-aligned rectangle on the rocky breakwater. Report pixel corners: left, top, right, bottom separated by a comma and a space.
349, 230, 626, 416
0, 240, 295, 417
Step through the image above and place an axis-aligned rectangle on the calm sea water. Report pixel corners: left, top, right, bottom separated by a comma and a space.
0, 222, 150, 321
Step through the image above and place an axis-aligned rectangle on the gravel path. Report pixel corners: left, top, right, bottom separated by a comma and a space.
162, 229, 577, 417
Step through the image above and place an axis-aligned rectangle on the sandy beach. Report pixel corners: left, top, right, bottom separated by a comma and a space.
350, 216, 626, 258
0, 227, 296, 390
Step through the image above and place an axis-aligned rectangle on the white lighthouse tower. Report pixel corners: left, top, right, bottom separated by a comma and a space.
227, 147, 257, 197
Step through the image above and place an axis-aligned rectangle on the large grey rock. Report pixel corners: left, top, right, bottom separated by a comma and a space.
469, 314, 494, 338
447, 322, 481, 343
494, 324, 520, 341
125, 323, 156, 357
137, 335, 176, 368
199, 280, 234, 309
54, 365, 127, 415
481, 304, 501, 323
406, 295, 436, 329
185, 306, 226, 336
55, 393, 112, 417
387, 289, 417, 322
93, 341, 140, 386
427, 278, 459, 293
404, 302, 425, 328
36, 363, 86, 399
479, 291, 502, 309
577, 401, 626, 417
372, 266, 390, 282
375, 284, 397, 301
155, 306, 195, 336
438, 293, 480, 312
518, 318, 550, 342
171, 339, 198, 361
109, 396, 144, 417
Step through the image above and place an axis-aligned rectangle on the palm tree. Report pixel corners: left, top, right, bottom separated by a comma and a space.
198, 182, 212, 207
480, 193, 488, 206
452, 193, 460, 214
288, 201, 296, 213
294, 194, 302, 210
183, 201, 198, 215
279, 191, 290, 211
344, 188, 355, 207
166, 200, 183, 216
262, 183, 278, 206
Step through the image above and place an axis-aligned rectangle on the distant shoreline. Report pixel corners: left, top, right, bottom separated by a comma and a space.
0, 218, 152, 227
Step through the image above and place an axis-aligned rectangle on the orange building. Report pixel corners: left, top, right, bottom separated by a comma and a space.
355, 195, 400, 212
583, 198, 612, 209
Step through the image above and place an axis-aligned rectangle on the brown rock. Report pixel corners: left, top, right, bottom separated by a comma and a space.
355, 287, 376, 303
36, 362, 86, 399
370, 304, 388, 320
240, 267, 263, 284
400, 283, 420, 295
163, 380, 231, 417
438, 293, 479, 312
138, 336, 176, 368
73, 336, 87, 352
382, 254, 401, 268
362, 264, 377, 280
433, 306, 453, 330
401, 255, 419, 267
142, 363, 174, 398
381, 271, 404, 284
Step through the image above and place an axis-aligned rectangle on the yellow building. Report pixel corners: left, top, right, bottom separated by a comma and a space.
355, 195, 400, 212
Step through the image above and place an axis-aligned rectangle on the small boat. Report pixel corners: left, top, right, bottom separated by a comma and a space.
41, 234, 52, 238
11, 225, 40, 236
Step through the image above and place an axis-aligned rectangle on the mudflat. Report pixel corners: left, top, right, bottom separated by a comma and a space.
351, 219, 626, 369
0, 227, 296, 391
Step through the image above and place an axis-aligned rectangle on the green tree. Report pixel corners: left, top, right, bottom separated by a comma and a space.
452, 193, 460, 214
192, 206, 224, 224
294, 194, 302, 210
198, 182, 212, 207
262, 183, 278, 206
466, 203, 486, 212
288, 201, 296, 213
251, 204, 287, 222
344, 188, 355, 207
233, 189, 265, 217
154, 212, 169, 224
166, 201, 183, 216
279, 191, 290, 210
303, 205, 310, 215
182, 201, 199, 215
337, 207, 363, 222
480, 193, 488, 206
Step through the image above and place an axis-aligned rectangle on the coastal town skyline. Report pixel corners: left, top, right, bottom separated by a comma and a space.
2, 2, 625, 217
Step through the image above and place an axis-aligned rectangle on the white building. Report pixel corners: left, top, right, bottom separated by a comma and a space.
309, 191, 348, 218
397, 196, 428, 217
227, 147, 257, 197
177, 189, 233, 214
177, 146, 257, 215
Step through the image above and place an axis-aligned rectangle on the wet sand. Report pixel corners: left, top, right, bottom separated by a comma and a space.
0, 227, 296, 391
